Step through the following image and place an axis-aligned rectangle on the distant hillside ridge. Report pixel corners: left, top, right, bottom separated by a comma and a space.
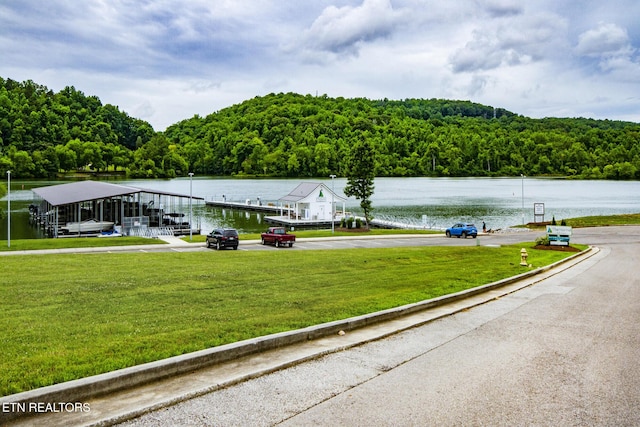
1, 78, 639, 179
164, 92, 640, 179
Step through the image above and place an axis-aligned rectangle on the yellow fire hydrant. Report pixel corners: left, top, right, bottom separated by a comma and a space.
520, 248, 529, 266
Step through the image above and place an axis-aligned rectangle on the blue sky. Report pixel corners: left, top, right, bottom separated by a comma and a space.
1, 0, 639, 130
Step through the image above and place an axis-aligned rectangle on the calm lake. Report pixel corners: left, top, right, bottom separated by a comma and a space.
2, 177, 640, 239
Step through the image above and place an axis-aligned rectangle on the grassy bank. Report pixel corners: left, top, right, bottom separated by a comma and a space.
562, 213, 640, 227
0, 243, 583, 396
0, 236, 163, 251
523, 213, 640, 229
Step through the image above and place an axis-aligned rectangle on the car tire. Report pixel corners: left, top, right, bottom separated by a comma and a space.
206, 240, 211, 248
446, 231, 451, 238
261, 238, 266, 245
288, 242, 293, 247
275, 240, 280, 248
216, 241, 221, 250
462, 232, 467, 238
233, 245, 238, 250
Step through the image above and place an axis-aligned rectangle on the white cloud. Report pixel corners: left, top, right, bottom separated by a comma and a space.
295, 0, 401, 57
0, 0, 638, 129
574, 22, 640, 81
449, 12, 568, 72
575, 22, 631, 57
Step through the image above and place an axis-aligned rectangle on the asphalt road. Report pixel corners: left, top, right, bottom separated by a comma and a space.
172, 229, 546, 253
118, 226, 640, 426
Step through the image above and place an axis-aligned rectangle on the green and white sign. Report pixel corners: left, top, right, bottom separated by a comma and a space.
547, 225, 572, 246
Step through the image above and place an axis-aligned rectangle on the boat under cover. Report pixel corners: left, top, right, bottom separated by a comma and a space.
61, 219, 115, 234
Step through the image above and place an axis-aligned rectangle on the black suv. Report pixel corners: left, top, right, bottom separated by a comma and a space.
206, 228, 239, 250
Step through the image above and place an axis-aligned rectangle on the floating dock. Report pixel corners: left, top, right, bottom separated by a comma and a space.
205, 200, 287, 214
204, 199, 435, 230
205, 199, 342, 230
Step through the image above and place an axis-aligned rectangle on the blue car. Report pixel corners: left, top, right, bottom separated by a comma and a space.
446, 223, 478, 238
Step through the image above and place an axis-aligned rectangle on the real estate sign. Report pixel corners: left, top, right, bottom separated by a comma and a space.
547, 225, 572, 246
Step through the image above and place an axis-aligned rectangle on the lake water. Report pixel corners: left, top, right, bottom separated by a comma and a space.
2, 177, 640, 239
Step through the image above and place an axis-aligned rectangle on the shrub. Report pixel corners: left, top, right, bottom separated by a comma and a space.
535, 235, 550, 246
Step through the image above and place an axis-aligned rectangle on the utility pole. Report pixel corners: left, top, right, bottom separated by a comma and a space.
330, 175, 336, 234
6, 170, 10, 248
521, 174, 525, 225
189, 172, 194, 241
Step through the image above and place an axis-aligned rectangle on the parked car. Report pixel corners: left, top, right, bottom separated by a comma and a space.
445, 223, 478, 238
261, 227, 296, 247
206, 228, 239, 250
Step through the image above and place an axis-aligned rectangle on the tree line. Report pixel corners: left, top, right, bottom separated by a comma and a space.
0, 78, 154, 177
1, 77, 639, 180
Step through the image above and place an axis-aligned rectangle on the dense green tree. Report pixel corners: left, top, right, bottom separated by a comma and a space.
8, 147, 35, 177
0, 77, 153, 176
343, 139, 376, 224
55, 144, 77, 171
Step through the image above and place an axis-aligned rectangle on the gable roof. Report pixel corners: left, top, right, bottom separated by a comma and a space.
32, 180, 203, 207
279, 182, 346, 202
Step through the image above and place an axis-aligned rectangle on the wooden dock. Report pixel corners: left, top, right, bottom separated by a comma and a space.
263, 215, 338, 229
205, 200, 288, 214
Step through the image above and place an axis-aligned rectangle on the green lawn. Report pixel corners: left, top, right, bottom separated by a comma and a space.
0, 236, 163, 251
562, 213, 640, 227
521, 213, 640, 229
0, 243, 584, 396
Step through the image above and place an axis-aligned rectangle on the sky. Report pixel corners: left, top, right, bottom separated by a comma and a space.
1, 0, 639, 131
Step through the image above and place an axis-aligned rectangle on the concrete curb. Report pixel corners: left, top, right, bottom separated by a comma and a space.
0, 246, 594, 424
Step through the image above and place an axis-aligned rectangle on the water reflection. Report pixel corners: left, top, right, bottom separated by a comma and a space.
197, 205, 266, 234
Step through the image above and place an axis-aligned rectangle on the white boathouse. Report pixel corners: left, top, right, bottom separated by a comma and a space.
278, 182, 346, 222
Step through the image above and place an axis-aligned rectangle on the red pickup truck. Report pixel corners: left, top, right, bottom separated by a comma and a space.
261, 227, 296, 247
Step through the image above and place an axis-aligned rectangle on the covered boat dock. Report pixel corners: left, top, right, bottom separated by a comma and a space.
31, 181, 204, 238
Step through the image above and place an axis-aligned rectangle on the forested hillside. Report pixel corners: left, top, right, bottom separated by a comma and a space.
1, 77, 639, 180
165, 93, 640, 179
0, 77, 154, 177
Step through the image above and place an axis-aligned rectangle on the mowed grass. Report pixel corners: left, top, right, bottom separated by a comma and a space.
0, 244, 582, 396
0, 236, 164, 251
563, 213, 640, 227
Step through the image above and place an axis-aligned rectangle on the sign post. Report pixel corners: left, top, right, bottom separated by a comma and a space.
534, 202, 545, 223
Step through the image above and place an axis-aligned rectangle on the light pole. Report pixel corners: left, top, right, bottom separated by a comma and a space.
6, 170, 10, 248
330, 174, 336, 234
521, 173, 525, 225
188, 172, 194, 241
